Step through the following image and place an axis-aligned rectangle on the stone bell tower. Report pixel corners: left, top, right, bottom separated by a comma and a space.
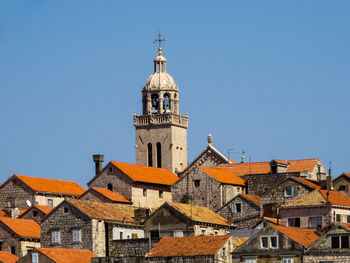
133, 32, 188, 173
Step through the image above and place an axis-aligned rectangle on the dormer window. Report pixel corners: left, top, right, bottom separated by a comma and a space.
284, 187, 293, 197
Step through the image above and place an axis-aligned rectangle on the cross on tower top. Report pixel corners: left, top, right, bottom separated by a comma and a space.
153, 30, 167, 49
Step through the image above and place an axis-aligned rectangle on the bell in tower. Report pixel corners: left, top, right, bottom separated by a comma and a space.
134, 31, 188, 173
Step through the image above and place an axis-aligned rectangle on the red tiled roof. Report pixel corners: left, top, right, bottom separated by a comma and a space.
19, 205, 54, 217
0, 217, 40, 239
147, 235, 231, 258
272, 159, 289, 165
282, 189, 350, 208
68, 199, 136, 223
292, 177, 321, 189
0, 251, 19, 263
171, 203, 229, 226
263, 217, 281, 225
37, 248, 96, 263
340, 223, 350, 231
271, 224, 319, 247
218, 158, 320, 176
90, 187, 132, 204
110, 161, 179, 186
0, 210, 6, 217
199, 167, 245, 186
13, 174, 85, 196
241, 194, 260, 207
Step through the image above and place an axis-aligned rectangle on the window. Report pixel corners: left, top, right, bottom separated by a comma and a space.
64, 207, 69, 213
284, 187, 293, 197
347, 215, 350, 223
288, 218, 300, 227
201, 229, 206, 235
147, 143, 153, 167
194, 180, 200, 187
159, 191, 163, 199
163, 94, 170, 111
331, 236, 350, 249
235, 203, 242, 213
107, 183, 113, 191
7, 199, 15, 208
47, 199, 53, 207
222, 247, 226, 259
282, 258, 293, 263
309, 217, 322, 228
143, 189, 147, 197
245, 259, 256, 263
151, 94, 159, 111
332, 236, 340, 248
120, 232, 123, 240
336, 214, 341, 222
173, 230, 183, 237
156, 142, 162, 168
150, 230, 159, 239
338, 185, 346, 191
342, 236, 349, 248
261, 236, 278, 249
10, 246, 15, 255
51, 230, 60, 244
31, 253, 39, 263
72, 229, 81, 243
214, 231, 218, 235
33, 211, 38, 217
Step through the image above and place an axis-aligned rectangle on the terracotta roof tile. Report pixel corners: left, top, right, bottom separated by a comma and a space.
19, 205, 54, 218
0, 251, 19, 263
171, 203, 229, 226
263, 217, 281, 225
199, 167, 245, 186
68, 199, 136, 223
218, 158, 320, 176
37, 248, 96, 263
111, 161, 179, 186
282, 190, 350, 208
271, 224, 319, 247
90, 187, 132, 204
13, 174, 85, 196
232, 237, 247, 249
0, 217, 40, 239
147, 235, 231, 258
241, 194, 260, 207
272, 159, 289, 165
292, 177, 321, 189
0, 210, 6, 217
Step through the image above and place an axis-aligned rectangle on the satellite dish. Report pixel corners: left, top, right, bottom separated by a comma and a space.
26, 200, 32, 207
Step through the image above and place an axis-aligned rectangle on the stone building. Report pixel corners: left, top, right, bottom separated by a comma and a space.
0, 174, 85, 217
333, 172, 350, 196
304, 223, 350, 262
0, 251, 19, 263
18, 205, 54, 223
259, 176, 321, 218
88, 161, 178, 209
280, 189, 350, 228
134, 44, 188, 174
143, 202, 231, 238
216, 194, 261, 229
172, 166, 245, 211
0, 217, 40, 258
146, 235, 233, 263
40, 199, 144, 257
17, 248, 96, 263
218, 158, 327, 196
232, 224, 320, 263
79, 187, 132, 205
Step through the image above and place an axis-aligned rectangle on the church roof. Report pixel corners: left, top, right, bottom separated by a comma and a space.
110, 161, 179, 186
199, 166, 245, 186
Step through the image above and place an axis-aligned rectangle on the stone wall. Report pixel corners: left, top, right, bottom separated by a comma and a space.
304, 254, 350, 263
172, 167, 222, 211
19, 207, 47, 223
40, 201, 94, 253
280, 206, 331, 228
108, 238, 160, 257
242, 173, 290, 196
132, 182, 172, 209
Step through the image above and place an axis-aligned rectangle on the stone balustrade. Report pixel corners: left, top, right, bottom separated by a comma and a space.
134, 113, 188, 128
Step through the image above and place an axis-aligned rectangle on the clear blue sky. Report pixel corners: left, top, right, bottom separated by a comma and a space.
1, 1, 349, 188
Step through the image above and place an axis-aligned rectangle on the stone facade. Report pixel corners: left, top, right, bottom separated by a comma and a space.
108, 238, 159, 258
216, 195, 261, 229
18, 206, 48, 223
334, 173, 350, 197
243, 173, 290, 196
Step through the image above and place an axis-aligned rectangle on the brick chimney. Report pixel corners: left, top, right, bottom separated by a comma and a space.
93, 154, 104, 176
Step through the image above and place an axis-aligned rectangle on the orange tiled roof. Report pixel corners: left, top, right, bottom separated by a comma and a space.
19, 205, 54, 217
282, 189, 350, 208
147, 235, 231, 258
110, 161, 179, 186
199, 167, 245, 186
69, 199, 136, 223
0, 251, 19, 263
0, 210, 6, 217
13, 174, 85, 196
263, 217, 281, 225
272, 159, 289, 165
241, 194, 260, 207
171, 203, 229, 226
292, 177, 321, 189
340, 223, 350, 231
90, 187, 132, 204
218, 158, 320, 176
232, 237, 247, 249
342, 173, 350, 179
0, 217, 40, 239
37, 248, 96, 263
271, 224, 319, 247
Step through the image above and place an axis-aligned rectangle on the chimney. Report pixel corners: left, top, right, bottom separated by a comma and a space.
326, 163, 334, 190
93, 154, 104, 175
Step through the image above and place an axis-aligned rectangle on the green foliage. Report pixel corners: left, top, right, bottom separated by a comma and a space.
180, 193, 191, 204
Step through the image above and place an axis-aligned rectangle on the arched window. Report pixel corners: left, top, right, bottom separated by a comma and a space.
163, 94, 170, 111
156, 142, 162, 168
143, 95, 147, 114
107, 183, 113, 191
148, 143, 153, 167
151, 94, 159, 111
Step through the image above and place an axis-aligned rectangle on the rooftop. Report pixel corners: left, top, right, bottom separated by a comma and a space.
0, 217, 40, 239
199, 166, 245, 186
85, 187, 132, 204
147, 235, 231, 258
0, 251, 19, 263
271, 224, 319, 247
37, 248, 96, 263
19, 205, 54, 217
241, 194, 260, 207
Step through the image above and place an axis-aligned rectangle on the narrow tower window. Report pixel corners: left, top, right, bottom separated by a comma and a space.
156, 142, 162, 168
163, 94, 170, 111
151, 94, 159, 111
148, 143, 153, 167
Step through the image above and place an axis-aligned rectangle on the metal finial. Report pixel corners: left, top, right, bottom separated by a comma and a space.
153, 30, 167, 49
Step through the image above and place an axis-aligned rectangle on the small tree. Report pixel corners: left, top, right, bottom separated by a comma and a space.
180, 193, 191, 204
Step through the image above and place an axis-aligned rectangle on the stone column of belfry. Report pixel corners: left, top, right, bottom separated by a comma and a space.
133, 33, 188, 174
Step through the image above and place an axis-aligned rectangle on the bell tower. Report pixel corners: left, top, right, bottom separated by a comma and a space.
134, 31, 188, 173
